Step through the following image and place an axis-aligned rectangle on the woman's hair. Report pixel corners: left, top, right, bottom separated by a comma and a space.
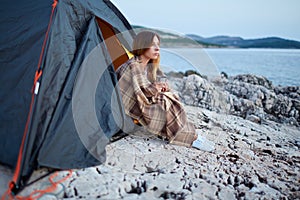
132, 31, 161, 83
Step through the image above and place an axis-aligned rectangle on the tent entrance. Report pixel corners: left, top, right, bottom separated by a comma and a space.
96, 18, 133, 71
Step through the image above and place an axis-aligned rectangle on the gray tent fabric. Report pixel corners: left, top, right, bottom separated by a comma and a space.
0, 0, 135, 194
0, 0, 52, 168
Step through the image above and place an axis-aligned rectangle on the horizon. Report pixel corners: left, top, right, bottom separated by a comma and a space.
111, 0, 300, 42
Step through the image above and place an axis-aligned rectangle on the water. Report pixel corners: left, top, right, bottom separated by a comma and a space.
160, 48, 300, 86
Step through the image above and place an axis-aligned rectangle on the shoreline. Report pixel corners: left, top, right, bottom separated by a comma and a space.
167, 72, 300, 127
160, 48, 300, 87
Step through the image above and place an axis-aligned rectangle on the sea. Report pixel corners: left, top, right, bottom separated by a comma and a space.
160, 48, 300, 86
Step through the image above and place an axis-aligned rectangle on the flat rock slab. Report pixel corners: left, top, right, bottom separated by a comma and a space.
1, 106, 299, 199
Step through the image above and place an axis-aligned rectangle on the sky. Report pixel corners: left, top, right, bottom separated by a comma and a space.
110, 0, 300, 41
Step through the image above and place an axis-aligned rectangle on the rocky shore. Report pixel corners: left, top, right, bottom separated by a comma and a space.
170, 73, 300, 127
1, 73, 299, 199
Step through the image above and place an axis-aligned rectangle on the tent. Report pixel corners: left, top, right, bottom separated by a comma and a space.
0, 0, 135, 195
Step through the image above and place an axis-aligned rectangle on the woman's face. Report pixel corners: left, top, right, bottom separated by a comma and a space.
143, 35, 160, 60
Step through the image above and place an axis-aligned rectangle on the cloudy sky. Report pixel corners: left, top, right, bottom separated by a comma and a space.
111, 0, 300, 41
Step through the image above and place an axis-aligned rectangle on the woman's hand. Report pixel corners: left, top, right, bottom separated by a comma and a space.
154, 82, 169, 92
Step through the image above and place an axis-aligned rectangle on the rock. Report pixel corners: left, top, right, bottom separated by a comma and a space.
246, 114, 261, 124
218, 187, 236, 200
1, 74, 300, 200
171, 73, 300, 126
232, 74, 274, 90
191, 180, 218, 199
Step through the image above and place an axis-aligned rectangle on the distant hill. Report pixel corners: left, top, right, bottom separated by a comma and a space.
132, 25, 223, 48
132, 25, 300, 49
187, 34, 300, 49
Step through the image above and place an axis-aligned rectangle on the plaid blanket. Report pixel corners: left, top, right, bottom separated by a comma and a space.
116, 58, 196, 147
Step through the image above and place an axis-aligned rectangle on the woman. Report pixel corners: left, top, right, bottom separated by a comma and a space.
116, 31, 214, 151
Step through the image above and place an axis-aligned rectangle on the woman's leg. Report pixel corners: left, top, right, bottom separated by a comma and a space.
150, 92, 197, 147
169, 121, 197, 147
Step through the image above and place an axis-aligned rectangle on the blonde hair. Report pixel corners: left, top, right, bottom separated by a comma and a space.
132, 31, 161, 83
